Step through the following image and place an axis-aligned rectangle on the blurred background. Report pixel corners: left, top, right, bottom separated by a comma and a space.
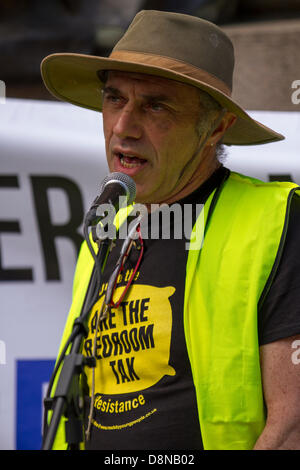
1, 0, 300, 110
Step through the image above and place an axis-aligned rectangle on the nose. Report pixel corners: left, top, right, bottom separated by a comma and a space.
113, 104, 142, 140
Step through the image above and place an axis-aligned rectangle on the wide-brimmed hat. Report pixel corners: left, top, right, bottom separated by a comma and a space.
41, 10, 284, 146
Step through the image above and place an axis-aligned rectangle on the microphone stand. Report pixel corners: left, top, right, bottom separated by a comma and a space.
41, 236, 112, 450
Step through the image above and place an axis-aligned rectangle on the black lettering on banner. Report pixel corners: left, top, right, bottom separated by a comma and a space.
268, 174, 294, 183
30, 176, 84, 280
0, 175, 33, 281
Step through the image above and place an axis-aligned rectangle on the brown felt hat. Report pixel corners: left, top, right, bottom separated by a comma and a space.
41, 9, 284, 146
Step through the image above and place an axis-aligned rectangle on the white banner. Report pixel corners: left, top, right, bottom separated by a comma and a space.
0, 98, 299, 449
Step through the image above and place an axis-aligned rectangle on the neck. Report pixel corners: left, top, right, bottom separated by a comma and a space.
166, 161, 220, 205
150, 146, 221, 210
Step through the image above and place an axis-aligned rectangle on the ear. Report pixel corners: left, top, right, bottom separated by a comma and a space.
208, 112, 237, 147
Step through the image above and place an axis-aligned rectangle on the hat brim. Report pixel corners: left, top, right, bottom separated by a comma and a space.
41, 52, 284, 146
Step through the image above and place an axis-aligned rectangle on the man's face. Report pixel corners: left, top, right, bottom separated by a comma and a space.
102, 71, 206, 204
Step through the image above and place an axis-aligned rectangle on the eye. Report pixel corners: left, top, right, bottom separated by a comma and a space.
104, 94, 121, 104
146, 101, 164, 112
151, 103, 163, 111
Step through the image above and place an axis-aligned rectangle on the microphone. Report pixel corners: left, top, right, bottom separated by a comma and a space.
84, 172, 136, 227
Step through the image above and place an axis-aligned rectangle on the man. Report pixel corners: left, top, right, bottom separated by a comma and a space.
41, 10, 300, 450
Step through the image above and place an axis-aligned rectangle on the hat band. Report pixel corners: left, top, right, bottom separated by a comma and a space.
109, 50, 231, 97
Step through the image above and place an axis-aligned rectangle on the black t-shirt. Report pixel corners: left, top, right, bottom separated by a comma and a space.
82, 166, 300, 450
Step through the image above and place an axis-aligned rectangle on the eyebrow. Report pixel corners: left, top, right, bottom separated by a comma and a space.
102, 86, 121, 96
102, 86, 175, 104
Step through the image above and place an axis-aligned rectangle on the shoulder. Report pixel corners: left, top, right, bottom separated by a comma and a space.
258, 191, 300, 345
223, 171, 299, 209
229, 171, 299, 192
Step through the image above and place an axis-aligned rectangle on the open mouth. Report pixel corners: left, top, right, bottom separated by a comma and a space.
117, 152, 147, 169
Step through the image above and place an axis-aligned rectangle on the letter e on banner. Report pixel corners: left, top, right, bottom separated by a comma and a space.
0, 175, 33, 281
30, 175, 84, 280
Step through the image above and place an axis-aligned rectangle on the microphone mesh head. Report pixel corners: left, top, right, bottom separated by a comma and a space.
100, 172, 136, 204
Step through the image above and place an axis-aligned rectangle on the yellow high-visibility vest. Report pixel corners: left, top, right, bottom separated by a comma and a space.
49, 171, 300, 450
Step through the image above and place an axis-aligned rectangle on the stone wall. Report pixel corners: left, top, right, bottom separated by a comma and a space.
223, 19, 300, 111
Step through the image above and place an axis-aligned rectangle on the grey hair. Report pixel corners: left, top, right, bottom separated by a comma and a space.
196, 88, 228, 162
196, 89, 222, 134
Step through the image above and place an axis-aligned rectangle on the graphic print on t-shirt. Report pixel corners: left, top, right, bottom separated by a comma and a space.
82, 167, 229, 449
83, 282, 176, 395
